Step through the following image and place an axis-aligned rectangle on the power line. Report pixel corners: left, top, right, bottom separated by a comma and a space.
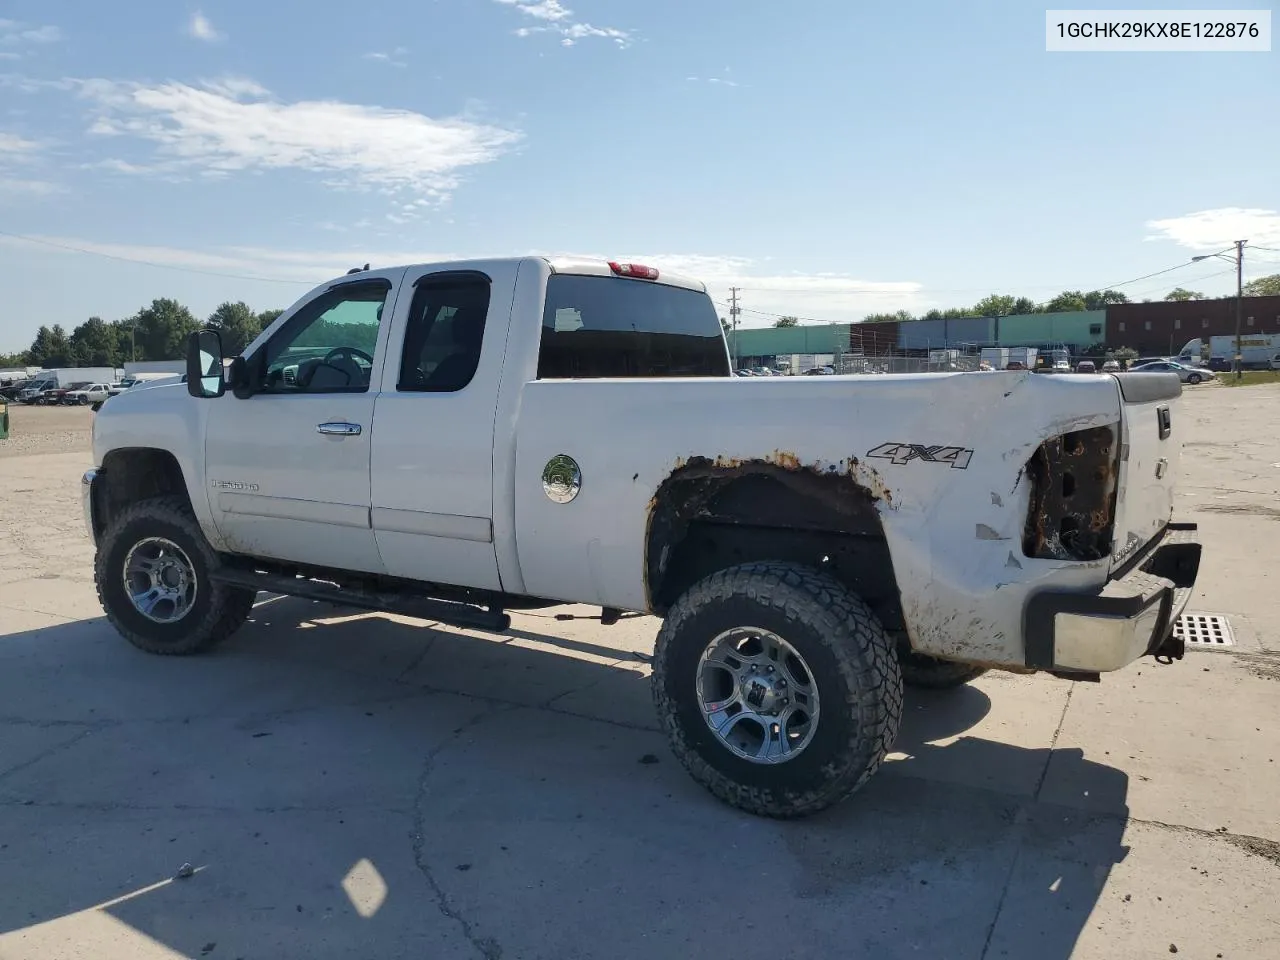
0, 229, 313, 285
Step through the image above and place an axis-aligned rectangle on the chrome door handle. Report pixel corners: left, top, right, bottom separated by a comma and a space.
317, 422, 362, 436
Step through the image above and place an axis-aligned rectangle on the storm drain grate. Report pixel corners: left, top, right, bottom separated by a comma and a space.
1174, 613, 1235, 648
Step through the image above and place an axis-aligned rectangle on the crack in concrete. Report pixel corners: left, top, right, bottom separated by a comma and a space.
0, 728, 96, 784
981, 684, 1078, 959
411, 703, 518, 960
1034, 683, 1074, 800
395, 631, 441, 682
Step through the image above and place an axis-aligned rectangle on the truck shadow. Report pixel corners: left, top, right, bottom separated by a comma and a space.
0, 598, 1129, 960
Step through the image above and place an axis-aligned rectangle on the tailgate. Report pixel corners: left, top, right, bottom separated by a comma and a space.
1108, 372, 1182, 571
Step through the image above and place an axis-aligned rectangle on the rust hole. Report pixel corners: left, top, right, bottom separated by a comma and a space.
1061, 472, 1076, 498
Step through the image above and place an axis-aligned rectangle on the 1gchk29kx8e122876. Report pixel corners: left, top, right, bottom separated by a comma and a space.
82, 256, 1203, 819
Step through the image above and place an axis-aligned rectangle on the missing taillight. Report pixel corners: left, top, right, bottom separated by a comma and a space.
1022, 424, 1120, 561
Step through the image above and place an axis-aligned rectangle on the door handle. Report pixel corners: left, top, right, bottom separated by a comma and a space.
317, 421, 362, 436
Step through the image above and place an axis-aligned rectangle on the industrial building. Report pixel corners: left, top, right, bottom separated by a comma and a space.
1105, 295, 1280, 356
725, 294, 1280, 368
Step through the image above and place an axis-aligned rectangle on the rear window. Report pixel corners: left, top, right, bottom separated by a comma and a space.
536, 274, 730, 379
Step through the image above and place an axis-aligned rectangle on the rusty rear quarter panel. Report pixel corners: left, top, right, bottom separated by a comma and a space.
509, 370, 1133, 668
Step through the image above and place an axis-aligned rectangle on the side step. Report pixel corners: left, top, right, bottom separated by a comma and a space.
210, 567, 512, 633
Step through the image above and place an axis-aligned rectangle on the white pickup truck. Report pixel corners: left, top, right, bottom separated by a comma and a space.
82, 256, 1202, 818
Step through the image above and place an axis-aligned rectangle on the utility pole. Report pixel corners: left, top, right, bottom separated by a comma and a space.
728, 287, 741, 369
1234, 239, 1246, 381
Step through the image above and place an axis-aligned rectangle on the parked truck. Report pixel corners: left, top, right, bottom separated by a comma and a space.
82, 256, 1202, 819
1206, 333, 1280, 370
18, 367, 118, 403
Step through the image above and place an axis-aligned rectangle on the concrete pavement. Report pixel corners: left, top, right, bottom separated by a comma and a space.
1, 386, 1278, 960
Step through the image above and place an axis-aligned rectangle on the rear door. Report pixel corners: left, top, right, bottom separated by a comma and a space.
368, 262, 518, 591
1108, 373, 1183, 569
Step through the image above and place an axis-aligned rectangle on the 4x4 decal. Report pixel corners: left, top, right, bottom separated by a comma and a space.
866, 442, 974, 470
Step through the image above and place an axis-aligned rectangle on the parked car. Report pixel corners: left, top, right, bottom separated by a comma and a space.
1076, 360, 1096, 374
1270, 354, 1280, 371
63, 383, 113, 406
1129, 361, 1213, 385
1101, 360, 1122, 373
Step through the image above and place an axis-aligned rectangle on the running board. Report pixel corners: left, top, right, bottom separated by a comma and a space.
210, 568, 512, 632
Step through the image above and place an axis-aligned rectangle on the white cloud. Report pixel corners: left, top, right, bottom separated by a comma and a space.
0, 233, 460, 283
187, 11, 222, 42
77, 77, 522, 210
1146, 207, 1280, 251
0, 236, 920, 323
563, 252, 922, 324
0, 177, 64, 196
496, 0, 630, 47
0, 132, 41, 154
0, 19, 63, 53
687, 76, 740, 88
363, 47, 408, 68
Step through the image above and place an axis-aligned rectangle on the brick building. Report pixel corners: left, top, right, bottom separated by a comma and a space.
1105, 295, 1280, 356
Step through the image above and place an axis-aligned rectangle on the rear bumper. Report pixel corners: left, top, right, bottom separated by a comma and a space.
1024, 523, 1201, 673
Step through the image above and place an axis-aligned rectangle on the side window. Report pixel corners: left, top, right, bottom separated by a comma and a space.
258, 281, 389, 394
397, 273, 491, 393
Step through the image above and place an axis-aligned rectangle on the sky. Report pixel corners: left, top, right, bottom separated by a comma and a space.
0, 0, 1278, 352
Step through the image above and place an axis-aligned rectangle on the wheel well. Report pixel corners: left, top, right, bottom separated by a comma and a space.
645, 457, 907, 638
93, 448, 192, 539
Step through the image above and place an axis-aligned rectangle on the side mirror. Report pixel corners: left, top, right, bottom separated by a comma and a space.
186, 330, 225, 399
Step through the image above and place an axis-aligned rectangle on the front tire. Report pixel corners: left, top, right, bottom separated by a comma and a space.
95, 495, 257, 655
652, 562, 903, 819
898, 650, 988, 689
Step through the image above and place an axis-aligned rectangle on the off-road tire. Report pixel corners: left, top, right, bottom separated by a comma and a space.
652, 561, 903, 819
95, 495, 257, 655
898, 650, 988, 689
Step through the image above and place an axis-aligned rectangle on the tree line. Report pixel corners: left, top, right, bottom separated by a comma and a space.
0, 300, 284, 369
769, 273, 1280, 327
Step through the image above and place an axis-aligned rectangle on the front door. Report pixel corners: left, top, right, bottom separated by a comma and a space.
369, 263, 515, 591
204, 273, 402, 574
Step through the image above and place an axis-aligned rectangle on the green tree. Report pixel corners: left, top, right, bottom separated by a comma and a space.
258, 308, 284, 328
110, 320, 137, 363
1243, 274, 1280, 297
973, 294, 1018, 317
1045, 290, 1088, 312
69, 316, 119, 366
1083, 289, 1129, 310
131, 299, 200, 361
0, 350, 29, 367
208, 301, 263, 355
1010, 297, 1038, 315
773, 315, 798, 328
1164, 287, 1203, 302
28, 325, 75, 367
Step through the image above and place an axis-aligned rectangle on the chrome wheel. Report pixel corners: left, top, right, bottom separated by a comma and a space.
696, 627, 820, 764
122, 537, 198, 624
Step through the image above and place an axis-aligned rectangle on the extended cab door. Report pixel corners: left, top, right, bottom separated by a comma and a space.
203, 272, 404, 573
368, 262, 518, 591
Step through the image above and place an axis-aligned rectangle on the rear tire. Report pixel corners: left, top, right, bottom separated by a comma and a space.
898, 650, 988, 689
1187, 373, 1202, 385
95, 495, 257, 655
652, 561, 903, 819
